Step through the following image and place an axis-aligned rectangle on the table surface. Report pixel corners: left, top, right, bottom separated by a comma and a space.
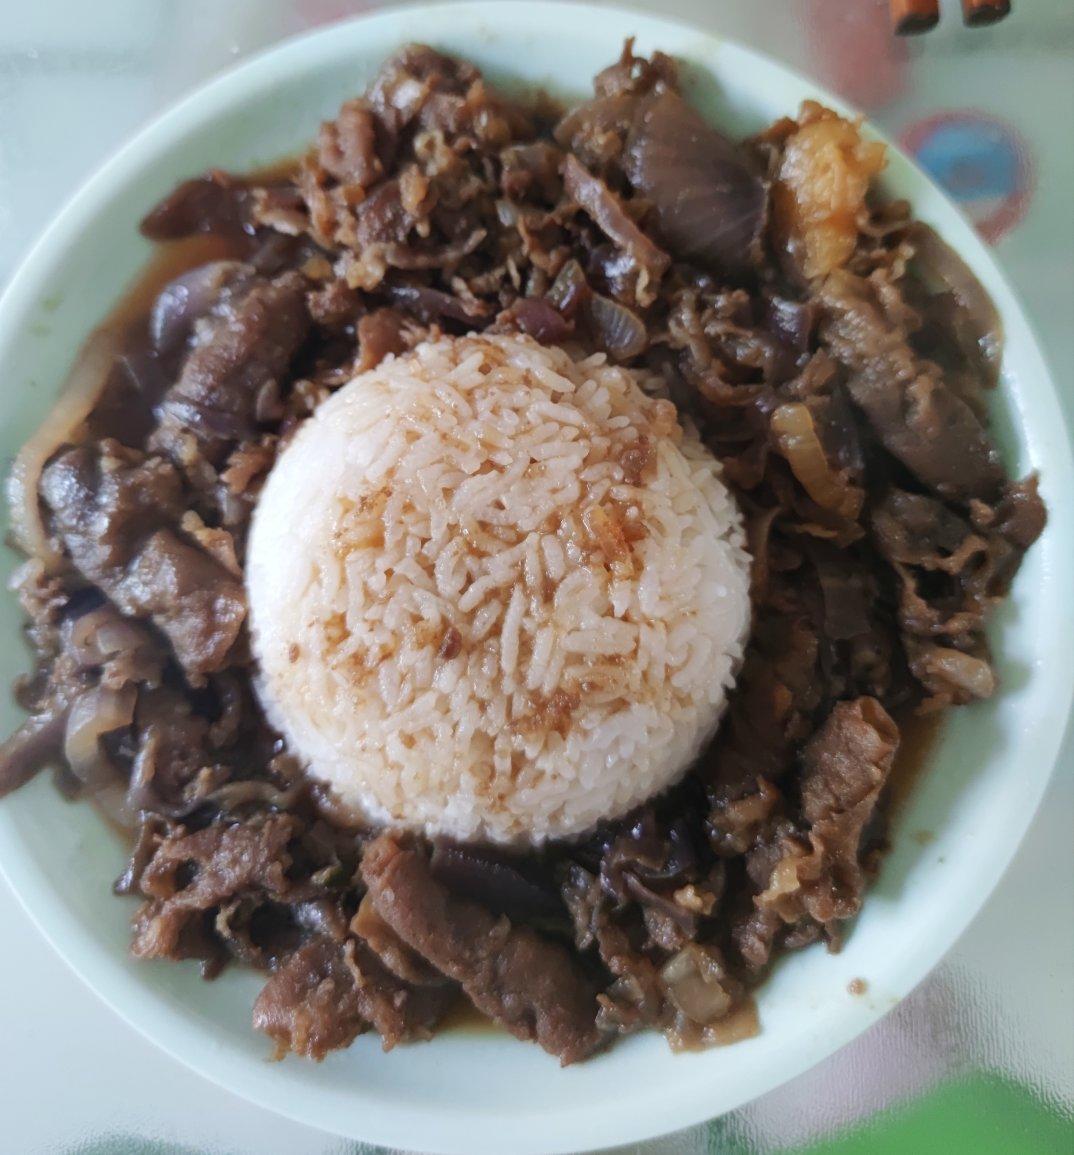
0, 2, 1071, 1153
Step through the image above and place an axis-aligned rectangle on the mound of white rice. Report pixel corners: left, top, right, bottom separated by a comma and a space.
246, 333, 751, 844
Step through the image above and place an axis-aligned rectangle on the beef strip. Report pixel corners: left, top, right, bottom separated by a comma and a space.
362, 833, 607, 1064
561, 153, 670, 303
818, 270, 1004, 502
130, 815, 296, 959
253, 938, 369, 1059
153, 273, 309, 469
40, 443, 245, 679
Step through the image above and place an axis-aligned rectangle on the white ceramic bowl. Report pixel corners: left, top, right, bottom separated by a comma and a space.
1, 4, 1071, 1153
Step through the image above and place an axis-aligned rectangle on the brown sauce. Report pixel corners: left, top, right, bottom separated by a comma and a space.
110, 233, 246, 328
438, 992, 503, 1036
670, 996, 760, 1051
111, 158, 302, 324
885, 708, 944, 818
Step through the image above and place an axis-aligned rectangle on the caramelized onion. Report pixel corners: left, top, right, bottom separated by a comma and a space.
93, 781, 138, 830
660, 945, 733, 1025
547, 258, 589, 318
585, 292, 647, 361
63, 684, 137, 791
0, 706, 67, 798
203, 779, 304, 813
7, 326, 121, 570
149, 260, 244, 355
770, 402, 863, 520
625, 90, 767, 274
503, 297, 571, 344
918, 645, 996, 699
68, 606, 155, 670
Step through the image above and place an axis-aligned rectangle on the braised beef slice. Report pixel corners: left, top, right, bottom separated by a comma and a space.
140, 171, 252, 241
0, 705, 67, 797
253, 938, 369, 1060
343, 938, 456, 1047
819, 270, 1004, 502
799, 698, 899, 915
130, 815, 295, 960
40, 444, 245, 679
751, 697, 899, 931
561, 153, 670, 302
362, 833, 606, 1064
154, 273, 309, 466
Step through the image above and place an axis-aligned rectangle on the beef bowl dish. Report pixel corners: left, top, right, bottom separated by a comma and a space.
0, 39, 1047, 1071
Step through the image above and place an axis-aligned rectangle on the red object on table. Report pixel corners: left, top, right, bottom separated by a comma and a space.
890, 0, 940, 35
962, 0, 1012, 26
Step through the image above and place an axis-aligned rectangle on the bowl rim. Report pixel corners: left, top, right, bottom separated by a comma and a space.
0, 3, 1072, 1153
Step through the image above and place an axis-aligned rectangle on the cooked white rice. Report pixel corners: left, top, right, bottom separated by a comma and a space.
246, 333, 751, 844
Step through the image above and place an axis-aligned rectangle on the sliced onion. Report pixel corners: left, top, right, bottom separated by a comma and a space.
205, 779, 303, 813
149, 260, 245, 355
547, 259, 589, 318
505, 297, 571, 344
585, 292, 647, 361
63, 684, 137, 791
770, 402, 863, 520
625, 90, 767, 274
920, 645, 996, 699
93, 781, 138, 830
7, 325, 122, 569
660, 945, 733, 1025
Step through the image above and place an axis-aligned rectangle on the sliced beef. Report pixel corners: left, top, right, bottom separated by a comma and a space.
818, 270, 1004, 502
253, 938, 369, 1060
140, 170, 251, 241
40, 442, 183, 571
562, 154, 669, 304
981, 474, 1046, 550
40, 444, 245, 679
753, 698, 898, 928
316, 99, 384, 189
343, 939, 456, 1047
154, 273, 309, 467
872, 488, 983, 572
362, 833, 606, 1064
121, 531, 246, 677
130, 815, 296, 959
0, 705, 67, 797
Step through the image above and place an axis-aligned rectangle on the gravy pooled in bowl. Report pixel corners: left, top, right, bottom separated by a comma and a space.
0, 42, 1044, 1064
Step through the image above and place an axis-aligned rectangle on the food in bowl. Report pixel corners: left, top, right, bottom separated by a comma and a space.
247, 333, 751, 846
0, 42, 1044, 1065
